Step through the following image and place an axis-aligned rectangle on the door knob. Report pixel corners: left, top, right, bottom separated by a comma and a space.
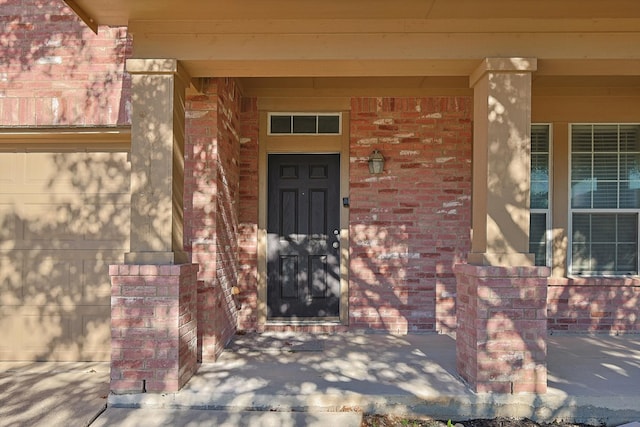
333, 229, 340, 235
332, 242, 340, 249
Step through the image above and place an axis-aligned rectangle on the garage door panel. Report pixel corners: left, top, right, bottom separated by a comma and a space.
24, 152, 62, 186
0, 254, 23, 305
24, 152, 130, 194
83, 259, 115, 304
1, 251, 123, 305
81, 202, 130, 243
22, 203, 76, 241
0, 150, 129, 361
0, 205, 19, 244
82, 313, 111, 353
0, 154, 18, 184
0, 305, 110, 361
12, 200, 129, 250
1, 309, 71, 360
22, 257, 75, 305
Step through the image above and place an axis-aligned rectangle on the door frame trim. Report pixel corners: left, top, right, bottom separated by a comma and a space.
257, 99, 350, 326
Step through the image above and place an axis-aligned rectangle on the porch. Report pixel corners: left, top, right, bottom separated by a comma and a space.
106, 332, 640, 425
52, 0, 640, 403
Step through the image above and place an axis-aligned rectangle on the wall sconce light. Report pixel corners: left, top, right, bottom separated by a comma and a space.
368, 149, 385, 175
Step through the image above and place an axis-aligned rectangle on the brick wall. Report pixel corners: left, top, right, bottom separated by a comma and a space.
184, 78, 240, 361
349, 97, 472, 333
237, 97, 259, 330
1, 0, 131, 127
213, 78, 241, 352
548, 277, 640, 334
185, 80, 218, 360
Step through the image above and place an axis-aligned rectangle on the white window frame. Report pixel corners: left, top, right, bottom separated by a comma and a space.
568, 123, 640, 277
530, 123, 553, 267
267, 112, 342, 136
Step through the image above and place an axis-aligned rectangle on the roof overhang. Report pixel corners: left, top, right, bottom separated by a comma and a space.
62, 0, 640, 27
64, 0, 640, 89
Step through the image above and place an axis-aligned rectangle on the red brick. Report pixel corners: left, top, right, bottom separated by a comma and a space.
1, 1, 131, 126
547, 281, 640, 334
110, 380, 143, 393
455, 264, 548, 393
146, 379, 179, 393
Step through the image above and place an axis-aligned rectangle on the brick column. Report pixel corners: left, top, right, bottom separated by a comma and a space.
110, 264, 199, 393
455, 264, 549, 393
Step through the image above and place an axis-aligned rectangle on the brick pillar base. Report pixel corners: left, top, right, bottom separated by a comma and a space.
109, 264, 199, 393
454, 264, 549, 393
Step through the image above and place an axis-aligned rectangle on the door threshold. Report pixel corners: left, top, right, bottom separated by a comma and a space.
266, 318, 341, 326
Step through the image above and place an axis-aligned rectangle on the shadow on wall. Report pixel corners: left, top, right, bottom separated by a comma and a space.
483, 60, 534, 258
184, 78, 242, 360
0, 0, 131, 126
348, 97, 472, 334
235, 98, 260, 330
548, 279, 640, 334
0, 150, 131, 361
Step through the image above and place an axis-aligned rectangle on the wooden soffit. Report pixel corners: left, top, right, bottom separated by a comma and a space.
64, 0, 640, 25
64, 0, 640, 80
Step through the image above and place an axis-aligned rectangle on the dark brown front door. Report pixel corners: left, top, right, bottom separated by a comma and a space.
267, 154, 341, 318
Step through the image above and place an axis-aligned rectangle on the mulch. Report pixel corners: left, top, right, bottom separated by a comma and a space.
361, 415, 599, 427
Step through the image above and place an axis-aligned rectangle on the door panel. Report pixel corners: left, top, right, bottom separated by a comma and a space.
267, 154, 340, 318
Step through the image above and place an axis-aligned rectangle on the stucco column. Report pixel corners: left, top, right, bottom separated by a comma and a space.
124, 59, 189, 265
468, 58, 537, 267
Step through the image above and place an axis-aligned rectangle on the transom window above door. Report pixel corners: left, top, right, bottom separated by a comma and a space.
268, 113, 341, 135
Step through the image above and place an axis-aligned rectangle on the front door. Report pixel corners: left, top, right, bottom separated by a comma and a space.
267, 154, 341, 319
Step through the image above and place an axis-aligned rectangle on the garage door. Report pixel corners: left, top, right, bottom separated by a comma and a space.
0, 150, 130, 361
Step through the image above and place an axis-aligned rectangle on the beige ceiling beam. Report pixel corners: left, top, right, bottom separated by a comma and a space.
184, 58, 640, 80
129, 18, 640, 35
536, 59, 640, 76
130, 32, 640, 64
63, 0, 99, 34
61, 0, 640, 26
128, 30, 640, 78
183, 59, 478, 78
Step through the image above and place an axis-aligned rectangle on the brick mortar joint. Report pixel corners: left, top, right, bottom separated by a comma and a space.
454, 263, 550, 278
109, 263, 200, 276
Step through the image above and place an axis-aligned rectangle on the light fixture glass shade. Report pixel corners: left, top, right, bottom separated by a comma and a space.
368, 149, 384, 174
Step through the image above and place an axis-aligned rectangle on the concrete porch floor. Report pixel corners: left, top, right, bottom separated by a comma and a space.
109, 333, 640, 425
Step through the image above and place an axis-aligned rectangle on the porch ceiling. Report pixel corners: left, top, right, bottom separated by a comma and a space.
65, 0, 640, 25
65, 0, 640, 84
235, 75, 640, 98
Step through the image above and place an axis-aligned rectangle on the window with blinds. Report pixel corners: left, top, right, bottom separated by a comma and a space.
570, 124, 640, 275
529, 124, 551, 267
